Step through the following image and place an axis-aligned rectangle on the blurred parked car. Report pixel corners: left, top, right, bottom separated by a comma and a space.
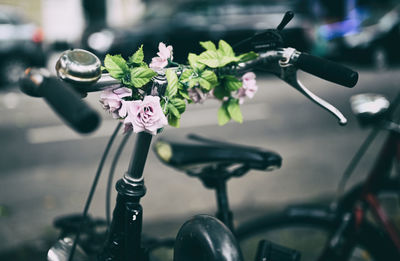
312, 3, 400, 68
81, 0, 313, 63
0, 6, 46, 87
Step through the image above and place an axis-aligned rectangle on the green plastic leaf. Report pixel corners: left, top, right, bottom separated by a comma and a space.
160, 98, 166, 113
128, 45, 144, 65
197, 40, 241, 68
180, 69, 193, 83
188, 78, 199, 88
198, 50, 220, 68
198, 78, 211, 91
227, 99, 243, 123
238, 51, 259, 62
201, 70, 218, 87
223, 75, 242, 91
218, 103, 231, 126
167, 103, 181, 119
171, 98, 186, 114
213, 84, 230, 100
168, 114, 180, 128
218, 40, 235, 57
122, 77, 134, 87
200, 41, 217, 51
188, 53, 205, 71
219, 55, 240, 67
179, 89, 191, 100
130, 67, 157, 88
165, 69, 179, 97
104, 54, 129, 79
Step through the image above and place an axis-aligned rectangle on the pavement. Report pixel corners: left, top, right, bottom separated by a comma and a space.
0, 66, 399, 259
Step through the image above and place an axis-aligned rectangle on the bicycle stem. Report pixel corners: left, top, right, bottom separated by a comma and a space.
100, 78, 167, 261
126, 132, 153, 181
100, 132, 151, 261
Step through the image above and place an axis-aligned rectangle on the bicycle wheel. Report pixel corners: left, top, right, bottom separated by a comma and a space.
236, 206, 393, 261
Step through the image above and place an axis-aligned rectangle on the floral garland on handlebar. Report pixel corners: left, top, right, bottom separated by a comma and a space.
100, 40, 258, 135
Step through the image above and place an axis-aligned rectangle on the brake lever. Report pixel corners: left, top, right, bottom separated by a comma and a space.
279, 64, 348, 125
238, 49, 348, 125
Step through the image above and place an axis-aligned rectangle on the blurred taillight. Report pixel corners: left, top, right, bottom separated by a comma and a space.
32, 27, 44, 43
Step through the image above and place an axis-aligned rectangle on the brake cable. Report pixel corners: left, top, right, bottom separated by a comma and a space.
68, 122, 122, 261
106, 130, 133, 226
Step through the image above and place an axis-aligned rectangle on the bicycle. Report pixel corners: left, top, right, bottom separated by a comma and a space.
152, 93, 400, 260
233, 92, 400, 261
19, 12, 358, 261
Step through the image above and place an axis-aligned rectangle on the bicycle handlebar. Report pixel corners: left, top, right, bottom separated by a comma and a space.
20, 68, 101, 133
237, 48, 358, 88
23, 45, 358, 131
295, 53, 358, 88
56, 48, 358, 93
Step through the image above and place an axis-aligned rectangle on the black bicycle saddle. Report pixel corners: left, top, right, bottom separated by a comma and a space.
153, 134, 282, 172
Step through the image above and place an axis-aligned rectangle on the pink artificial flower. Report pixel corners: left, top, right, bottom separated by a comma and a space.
100, 87, 132, 118
124, 96, 168, 135
149, 42, 173, 70
238, 72, 258, 104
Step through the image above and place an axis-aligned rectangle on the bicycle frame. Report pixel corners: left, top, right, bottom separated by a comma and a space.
359, 94, 400, 254
324, 94, 400, 259
362, 132, 400, 250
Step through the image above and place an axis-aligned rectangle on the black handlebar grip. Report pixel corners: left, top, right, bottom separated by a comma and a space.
296, 53, 358, 87
38, 76, 100, 133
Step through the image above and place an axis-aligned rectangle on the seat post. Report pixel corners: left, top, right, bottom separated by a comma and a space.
214, 178, 235, 233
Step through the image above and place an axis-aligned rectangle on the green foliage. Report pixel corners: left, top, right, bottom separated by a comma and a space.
213, 84, 230, 100
188, 53, 205, 71
178, 89, 191, 101
197, 50, 220, 68
218, 99, 243, 125
201, 70, 218, 89
167, 99, 182, 128
227, 99, 243, 123
168, 114, 180, 128
222, 75, 242, 91
200, 41, 217, 51
128, 44, 145, 66
130, 67, 157, 88
102, 39, 259, 129
180, 69, 193, 83
167, 103, 180, 119
104, 54, 129, 79
217, 40, 235, 58
165, 69, 179, 98
218, 103, 231, 126
104, 46, 155, 89
170, 98, 186, 114
238, 51, 258, 62
197, 40, 240, 68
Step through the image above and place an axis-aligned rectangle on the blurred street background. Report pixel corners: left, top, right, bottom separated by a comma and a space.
0, 0, 400, 260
